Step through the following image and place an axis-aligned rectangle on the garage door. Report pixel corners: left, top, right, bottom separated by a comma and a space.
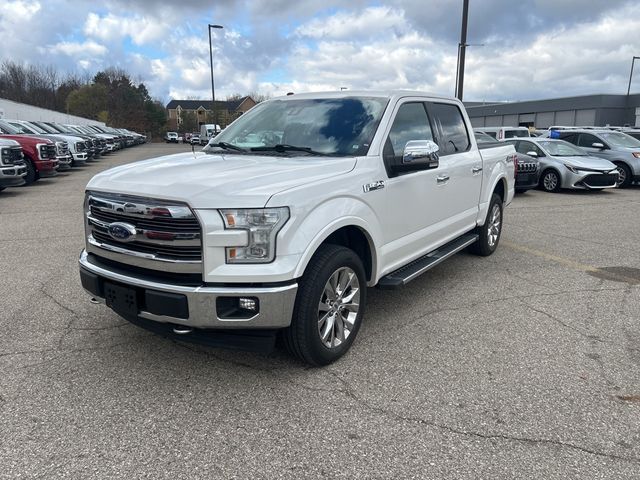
485, 115, 502, 127
575, 109, 596, 126
555, 110, 575, 125
503, 114, 518, 126
536, 112, 554, 128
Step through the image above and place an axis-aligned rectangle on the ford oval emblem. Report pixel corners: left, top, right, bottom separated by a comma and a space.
107, 222, 137, 242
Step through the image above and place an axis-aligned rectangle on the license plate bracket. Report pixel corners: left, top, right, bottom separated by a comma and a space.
104, 282, 138, 320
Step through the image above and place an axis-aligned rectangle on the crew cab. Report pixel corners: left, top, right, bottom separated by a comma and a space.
79, 91, 515, 365
0, 138, 27, 191
0, 128, 58, 184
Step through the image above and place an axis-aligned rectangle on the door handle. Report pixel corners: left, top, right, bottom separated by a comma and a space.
436, 175, 450, 184
472, 166, 483, 173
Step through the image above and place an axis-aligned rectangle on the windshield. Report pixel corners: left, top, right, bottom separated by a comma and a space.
22, 122, 48, 134
0, 120, 21, 134
538, 140, 587, 156
32, 122, 59, 134
599, 132, 640, 148
5, 121, 33, 134
205, 97, 388, 157
505, 130, 529, 138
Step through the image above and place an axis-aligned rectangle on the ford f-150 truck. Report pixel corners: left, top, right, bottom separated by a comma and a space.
79, 91, 515, 365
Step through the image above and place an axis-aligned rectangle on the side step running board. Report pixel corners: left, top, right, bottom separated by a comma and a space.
377, 233, 478, 289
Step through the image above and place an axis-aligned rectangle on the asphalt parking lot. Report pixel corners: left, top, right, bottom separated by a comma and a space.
1, 143, 639, 479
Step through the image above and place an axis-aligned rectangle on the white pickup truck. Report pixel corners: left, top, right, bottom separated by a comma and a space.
79, 91, 515, 365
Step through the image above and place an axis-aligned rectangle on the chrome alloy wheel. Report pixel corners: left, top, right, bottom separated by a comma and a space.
543, 171, 558, 191
487, 203, 501, 248
317, 267, 360, 348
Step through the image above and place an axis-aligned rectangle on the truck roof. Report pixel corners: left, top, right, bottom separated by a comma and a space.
272, 90, 458, 103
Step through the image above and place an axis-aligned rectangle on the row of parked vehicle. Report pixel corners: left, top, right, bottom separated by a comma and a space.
0, 120, 146, 191
473, 126, 640, 193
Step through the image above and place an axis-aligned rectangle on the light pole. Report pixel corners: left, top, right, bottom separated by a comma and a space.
208, 24, 223, 130
627, 56, 640, 96
455, 0, 469, 100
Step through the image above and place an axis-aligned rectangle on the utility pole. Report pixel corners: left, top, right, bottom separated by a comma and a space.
456, 0, 470, 101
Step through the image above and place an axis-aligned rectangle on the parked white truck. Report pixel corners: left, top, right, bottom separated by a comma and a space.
79, 91, 515, 365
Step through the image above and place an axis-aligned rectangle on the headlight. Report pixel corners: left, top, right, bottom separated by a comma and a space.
220, 207, 290, 263
37, 144, 48, 160
564, 164, 579, 174
0, 147, 9, 164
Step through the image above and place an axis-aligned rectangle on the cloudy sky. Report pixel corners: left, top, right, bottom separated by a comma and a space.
1, 0, 639, 104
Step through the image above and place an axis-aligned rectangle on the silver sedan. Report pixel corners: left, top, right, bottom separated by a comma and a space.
505, 138, 618, 192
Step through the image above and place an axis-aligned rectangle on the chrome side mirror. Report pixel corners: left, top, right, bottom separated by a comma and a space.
402, 140, 439, 167
591, 142, 605, 149
526, 151, 538, 157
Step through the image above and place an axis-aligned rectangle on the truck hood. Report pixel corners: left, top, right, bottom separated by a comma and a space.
556, 155, 616, 171
87, 151, 357, 208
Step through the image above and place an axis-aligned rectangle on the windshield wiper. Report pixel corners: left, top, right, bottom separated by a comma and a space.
250, 144, 327, 155
209, 142, 247, 152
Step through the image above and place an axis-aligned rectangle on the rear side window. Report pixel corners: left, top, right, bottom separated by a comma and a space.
577, 133, 603, 148
428, 103, 470, 155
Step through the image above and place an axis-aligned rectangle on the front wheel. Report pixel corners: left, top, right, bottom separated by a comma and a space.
540, 169, 561, 192
283, 244, 366, 366
469, 193, 503, 257
22, 159, 37, 185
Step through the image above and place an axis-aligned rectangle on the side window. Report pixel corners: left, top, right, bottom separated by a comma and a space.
560, 133, 577, 144
577, 133, 601, 148
485, 131, 497, 139
386, 102, 433, 160
518, 141, 543, 157
428, 103, 471, 155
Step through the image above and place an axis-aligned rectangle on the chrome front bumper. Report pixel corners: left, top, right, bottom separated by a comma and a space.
79, 250, 298, 330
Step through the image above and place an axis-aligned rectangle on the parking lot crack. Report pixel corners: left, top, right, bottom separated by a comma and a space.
326, 370, 640, 464
520, 301, 639, 354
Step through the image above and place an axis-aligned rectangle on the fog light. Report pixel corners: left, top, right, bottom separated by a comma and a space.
239, 297, 257, 311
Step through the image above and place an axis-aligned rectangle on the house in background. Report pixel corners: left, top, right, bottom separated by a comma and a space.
166, 96, 256, 131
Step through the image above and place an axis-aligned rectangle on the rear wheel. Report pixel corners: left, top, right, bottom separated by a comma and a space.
614, 162, 632, 188
469, 193, 503, 257
283, 244, 366, 366
540, 169, 561, 192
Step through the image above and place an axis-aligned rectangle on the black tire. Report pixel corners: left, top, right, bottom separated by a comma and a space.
283, 244, 367, 366
540, 169, 561, 192
614, 162, 632, 188
469, 193, 503, 257
23, 158, 37, 185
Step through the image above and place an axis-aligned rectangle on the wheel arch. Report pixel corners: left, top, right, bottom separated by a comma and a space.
294, 219, 378, 286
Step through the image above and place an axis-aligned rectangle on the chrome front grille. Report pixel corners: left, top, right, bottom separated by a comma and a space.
85, 192, 202, 274
518, 162, 538, 173
45, 144, 57, 159
57, 142, 70, 156
7, 146, 23, 164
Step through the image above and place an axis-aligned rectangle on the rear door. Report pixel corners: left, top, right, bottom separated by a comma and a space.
426, 101, 482, 232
